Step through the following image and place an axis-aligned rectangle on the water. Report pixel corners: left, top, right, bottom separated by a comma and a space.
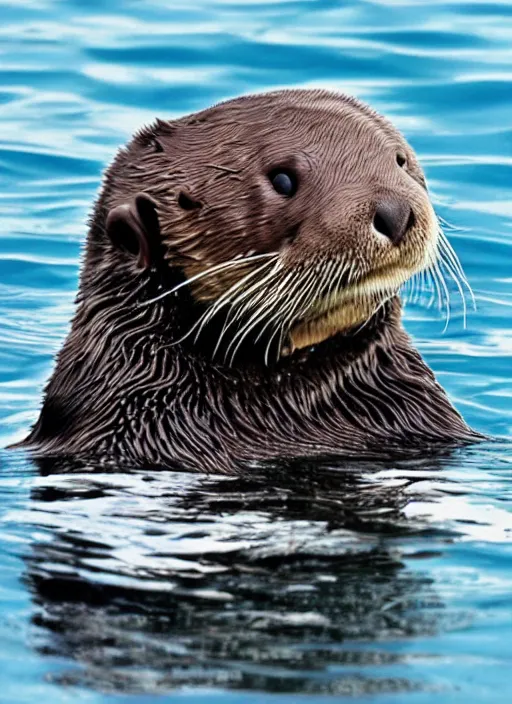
1, 0, 512, 701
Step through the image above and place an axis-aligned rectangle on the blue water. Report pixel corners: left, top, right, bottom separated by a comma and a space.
1, 0, 512, 702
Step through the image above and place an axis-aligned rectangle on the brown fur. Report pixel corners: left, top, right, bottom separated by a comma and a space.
16, 89, 481, 472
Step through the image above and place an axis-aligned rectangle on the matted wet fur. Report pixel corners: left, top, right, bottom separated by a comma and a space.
16, 89, 481, 472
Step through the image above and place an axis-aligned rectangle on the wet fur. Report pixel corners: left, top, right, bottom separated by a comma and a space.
17, 89, 480, 472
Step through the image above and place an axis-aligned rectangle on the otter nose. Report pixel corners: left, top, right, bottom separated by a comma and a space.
373, 197, 415, 245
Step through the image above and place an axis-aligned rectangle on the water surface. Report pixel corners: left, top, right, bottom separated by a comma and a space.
1, 1, 512, 702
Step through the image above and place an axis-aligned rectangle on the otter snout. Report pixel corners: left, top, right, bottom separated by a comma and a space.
373, 196, 415, 245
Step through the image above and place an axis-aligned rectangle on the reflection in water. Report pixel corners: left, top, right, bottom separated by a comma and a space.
20, 454, 472, 696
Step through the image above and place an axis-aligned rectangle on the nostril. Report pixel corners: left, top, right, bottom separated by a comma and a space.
373, 198, 415, 245
373, 211, 394, 241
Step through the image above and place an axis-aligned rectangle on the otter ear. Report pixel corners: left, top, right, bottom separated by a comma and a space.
105, 192, 160, 269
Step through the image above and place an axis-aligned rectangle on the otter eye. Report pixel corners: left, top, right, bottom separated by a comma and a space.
396, 152, 407, 168
269, 169, 297, 197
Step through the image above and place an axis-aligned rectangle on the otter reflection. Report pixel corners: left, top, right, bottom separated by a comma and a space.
24, 455, 459, 696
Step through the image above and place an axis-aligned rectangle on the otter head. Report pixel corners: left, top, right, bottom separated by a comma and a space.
94, 89, 439, 364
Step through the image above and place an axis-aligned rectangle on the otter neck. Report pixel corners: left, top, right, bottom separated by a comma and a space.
75, 259, 395, 371
27, 273, 474, 473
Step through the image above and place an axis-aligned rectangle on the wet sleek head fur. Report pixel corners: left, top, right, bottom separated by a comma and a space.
87, 90, 438, 360
18, 89, 480, 472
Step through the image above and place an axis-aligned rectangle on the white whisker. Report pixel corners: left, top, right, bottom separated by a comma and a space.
142, 252, 278, 306
438, 250, 468, 329
174, 258, 278, 346
432, 260, 451, 332
195, 259, 279, 346
438, 229, 476, 311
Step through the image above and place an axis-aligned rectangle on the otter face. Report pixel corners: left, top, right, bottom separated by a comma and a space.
103, 89, 440, 360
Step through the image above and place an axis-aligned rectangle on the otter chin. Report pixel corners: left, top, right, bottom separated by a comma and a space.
288, 258, 436, 352
15, 89, 481, 472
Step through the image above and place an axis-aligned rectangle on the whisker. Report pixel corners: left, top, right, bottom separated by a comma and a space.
174, 258, 278, 346
194, 259, 279, 346
354, 291, 396, 335
224, 283, 285, 364
438, 249, 468, 329
428, 260, 445, 315
437, 222, 474, 284
223, 264, 317, 365
401, 273, 414, 308
142, 252, 278, 306
264, 322, 284, 367
292, 269, 320, 319
254, 269, 309, 345
438, 229, 476, 311
225, 303, 273, 365
432, 260, 451, 332
424, 267, 437, 309
438, 215, 468, 233
212, 262, 286, 359
276, 321, 287, 363
221, 261, 284, 322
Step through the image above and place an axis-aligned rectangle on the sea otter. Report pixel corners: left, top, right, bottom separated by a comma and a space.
17, 89, 480, 472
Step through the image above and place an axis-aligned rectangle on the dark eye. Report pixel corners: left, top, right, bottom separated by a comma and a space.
269, 169, 298, 197
396, 152, 407, 168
